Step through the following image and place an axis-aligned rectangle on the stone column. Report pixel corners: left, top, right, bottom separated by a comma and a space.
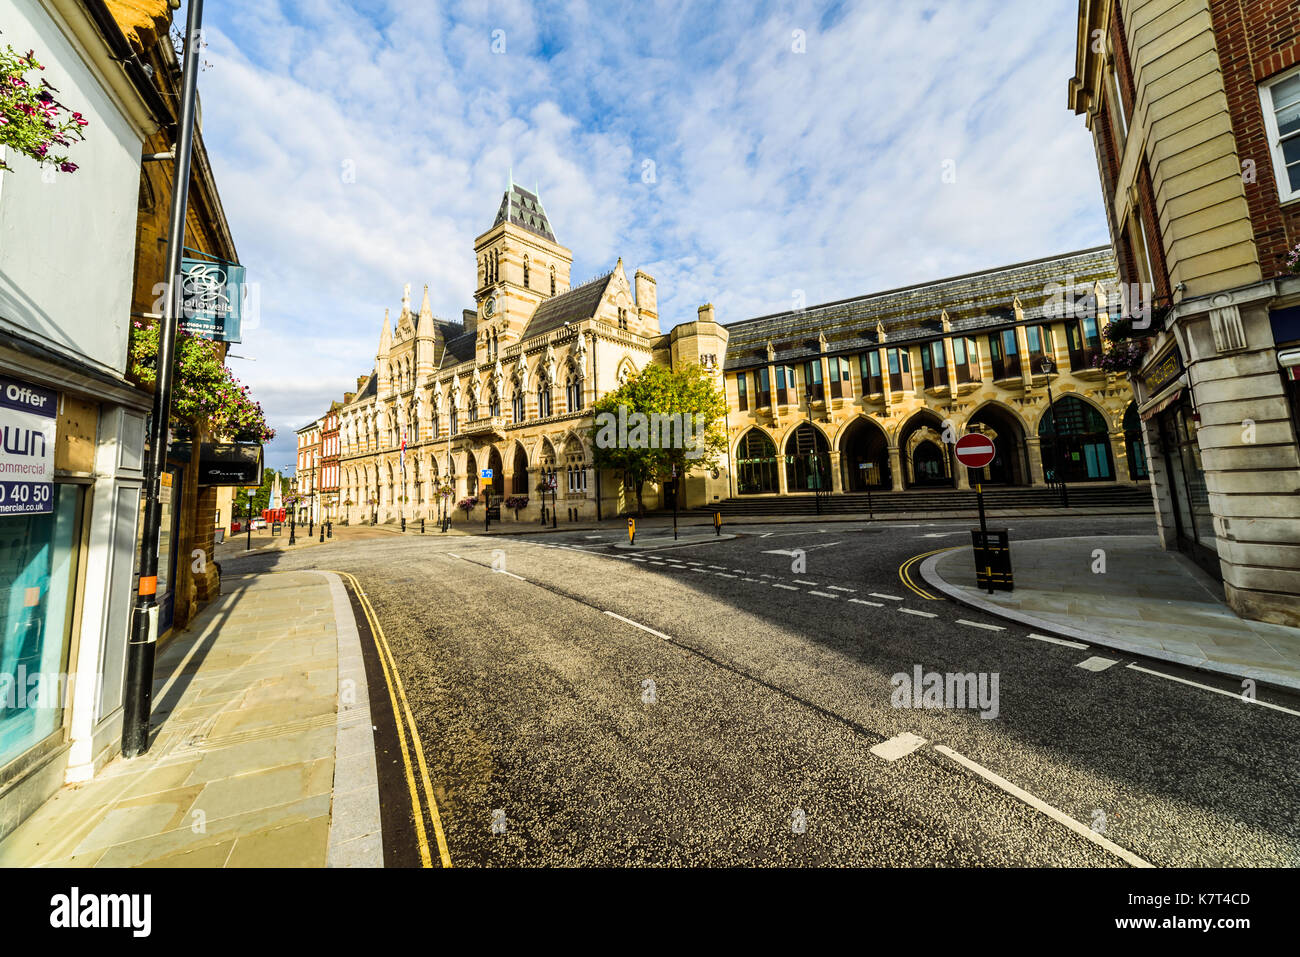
1109, 430, 1134, 484
878, 347, 892, 414
777, 445, 790, 495
888, 445, 904, 491
1026, 437, 1047, 486
829, 450, 843, 493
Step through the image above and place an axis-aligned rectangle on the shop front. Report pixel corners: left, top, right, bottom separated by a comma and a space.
1139, 344, 1219, 578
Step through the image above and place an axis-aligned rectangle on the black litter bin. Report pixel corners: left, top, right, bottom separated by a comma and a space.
971, 528, 1013, 592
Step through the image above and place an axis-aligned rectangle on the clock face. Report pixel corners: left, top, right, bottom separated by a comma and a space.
484, 297, 496, 317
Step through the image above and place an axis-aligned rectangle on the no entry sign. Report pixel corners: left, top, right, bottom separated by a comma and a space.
954, 433, 997, 470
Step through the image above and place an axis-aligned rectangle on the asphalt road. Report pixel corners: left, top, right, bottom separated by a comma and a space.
224, 514, 1300, 867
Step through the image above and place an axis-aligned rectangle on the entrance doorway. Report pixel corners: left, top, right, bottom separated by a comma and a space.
840, 417, 890, 490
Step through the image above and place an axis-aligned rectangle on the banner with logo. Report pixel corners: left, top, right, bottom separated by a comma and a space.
0, 376, 57, 515
179, 251, 246, 343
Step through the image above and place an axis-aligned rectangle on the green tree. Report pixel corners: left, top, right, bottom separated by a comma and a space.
588, 363, 727, 516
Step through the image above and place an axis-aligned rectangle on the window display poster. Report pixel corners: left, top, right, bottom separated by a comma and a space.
0, 376, 57, 516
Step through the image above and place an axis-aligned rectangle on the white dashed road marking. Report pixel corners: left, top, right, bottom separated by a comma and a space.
1028, 633, 1089, 650
870, 732, 927, 762
870, 593, 904, 602
956, 619, 1005, 631
849, 598, 884, 607
808, 591, 838, 599
934, 745, 1152, 868
493, 570, 526, 581
773, 583, 799, 591
1077, 656, 1120, 672
899, 608, 938, 618
827, 586, 855, 593
793, 580, 819, 586
604, 611, 672, 641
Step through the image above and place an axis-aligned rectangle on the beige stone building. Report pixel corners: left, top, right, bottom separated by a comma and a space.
337, 183, 728, 524
1070, 0, 1300, 625
720, 248, 1141, 499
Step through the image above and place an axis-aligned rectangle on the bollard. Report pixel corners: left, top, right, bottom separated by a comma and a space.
401, 517, 406, 533
421, 518, 425, 534
319, 523, 324, 543
327, 522, 332, 539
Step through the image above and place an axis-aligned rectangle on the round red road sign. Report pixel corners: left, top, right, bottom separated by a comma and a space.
954, 433, 997, 469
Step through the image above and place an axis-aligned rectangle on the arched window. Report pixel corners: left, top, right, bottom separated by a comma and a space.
1039, 396, 1115, 482
538, 383, 553, 418
468, 393, 479, 421
737, 429, 779, 494
566, 375, 582, 412
784, 423, 831, 492
523, 255, 530, 288
450, 407, 459, 435
489, 388, 501, 418
550, 266, 556, 297
511, 382, 525, 422
430, 408, 440, 438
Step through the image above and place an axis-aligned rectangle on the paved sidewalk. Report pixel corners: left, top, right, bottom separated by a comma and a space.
920, 535, 1300, 691
0, 570, 382, 867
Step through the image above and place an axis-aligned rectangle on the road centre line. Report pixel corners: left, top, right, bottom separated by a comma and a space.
899, 608, 938, 618
773, 583, 799, 591
871, 593, 904, 601
827, 586, 855, 593
849, 598, 884, 607
933, 745, 1153, 868
808, 591, 838, 599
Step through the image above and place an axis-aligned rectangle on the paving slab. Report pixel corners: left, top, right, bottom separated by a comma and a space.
0, 570, 384, 868
921, 535, 1300, 691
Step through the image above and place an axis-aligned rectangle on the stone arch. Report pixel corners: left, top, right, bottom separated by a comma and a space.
964, 400, 1031, 486
782, 421, 831, 492
1038, 394, 1117, 482
511, 440, 530, 495
734, 426, 779, 495
615, 355, 637, 385
837, 415, 891, 491
896, 408, 953, 488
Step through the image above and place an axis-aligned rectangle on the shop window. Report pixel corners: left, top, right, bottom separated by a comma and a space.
803, 361, 824, 402
829, 356, 852, 398
887, 348, 912, 391
0, 485, 82, 768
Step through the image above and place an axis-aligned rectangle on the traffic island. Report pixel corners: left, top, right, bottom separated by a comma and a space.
919, 534, 1300, 692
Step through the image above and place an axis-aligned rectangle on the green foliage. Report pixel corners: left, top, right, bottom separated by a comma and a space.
237, 468, 280, 517
129, 319, 274, 441
0, 42, 89, 174
588, 362, 727, 514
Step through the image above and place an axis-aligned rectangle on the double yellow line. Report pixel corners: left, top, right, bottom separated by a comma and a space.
331, 569, 452, 868
898, 547, 956, 600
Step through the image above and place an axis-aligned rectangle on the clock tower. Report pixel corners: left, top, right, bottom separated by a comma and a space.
473, 178, 574, 361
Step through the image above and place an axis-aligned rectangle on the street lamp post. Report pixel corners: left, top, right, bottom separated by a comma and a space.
1040, 356, 1070, 509
120, 0, 206, 759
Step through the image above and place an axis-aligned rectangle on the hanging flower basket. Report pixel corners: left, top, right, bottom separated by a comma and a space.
1092, 339, 1148, 374
1286, 241, 1300, 276
504, 495, 528, 519
458, 497, 477, 514
1101, 318, 1135, 343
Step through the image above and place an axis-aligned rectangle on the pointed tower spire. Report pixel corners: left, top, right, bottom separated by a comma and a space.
420, 283, 432, 319
401, 283, 411, 317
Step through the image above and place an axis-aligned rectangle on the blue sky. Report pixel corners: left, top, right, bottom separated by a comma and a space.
188, 0, 1110, 472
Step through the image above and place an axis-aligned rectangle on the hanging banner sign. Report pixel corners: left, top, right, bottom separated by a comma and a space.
0, 375, 57, 515
178, 255, 246, 343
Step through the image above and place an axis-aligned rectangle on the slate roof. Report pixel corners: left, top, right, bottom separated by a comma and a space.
520, 272, 613, 340
723, 246, 1118, 370
492, 184, 556, 242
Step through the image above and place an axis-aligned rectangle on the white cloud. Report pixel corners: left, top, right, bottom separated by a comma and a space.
190, 0, 1107, 471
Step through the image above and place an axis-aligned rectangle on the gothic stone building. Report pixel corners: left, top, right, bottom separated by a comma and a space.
337, 189, 1138, 524
337, 184, 729, 523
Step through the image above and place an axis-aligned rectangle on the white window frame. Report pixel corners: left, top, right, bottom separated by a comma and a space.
1260, 64, 1300, 204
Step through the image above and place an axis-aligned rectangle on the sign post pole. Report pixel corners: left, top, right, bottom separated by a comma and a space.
955, 433, 999, 596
